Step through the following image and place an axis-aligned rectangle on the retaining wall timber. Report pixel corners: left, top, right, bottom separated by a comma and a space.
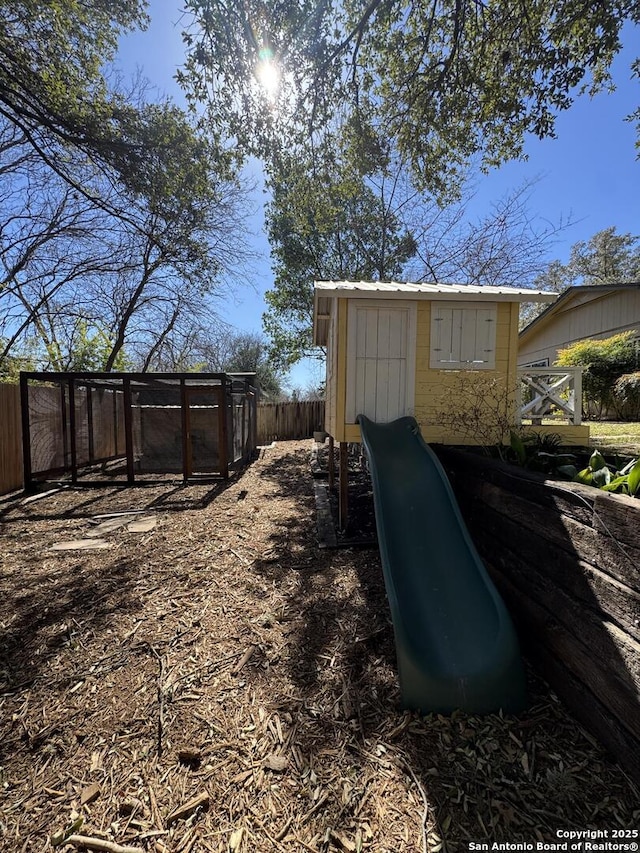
434, 446, 640, 783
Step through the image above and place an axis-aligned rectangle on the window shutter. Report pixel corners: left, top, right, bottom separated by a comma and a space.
430, 303, 497, 369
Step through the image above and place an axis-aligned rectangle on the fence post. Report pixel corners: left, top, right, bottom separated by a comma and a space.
68, 378, 78, 484
123, 378, 135, 484
339, 442, 348, 530
574, 368, 583, 426
217, 384, 229, 479
20, 373, 32, 492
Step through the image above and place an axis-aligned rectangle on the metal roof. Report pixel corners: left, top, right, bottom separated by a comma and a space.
313, 280, 558, 345
315, 280, 557, 300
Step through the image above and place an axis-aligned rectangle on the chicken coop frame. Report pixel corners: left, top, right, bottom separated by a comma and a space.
19, 371, 258, 490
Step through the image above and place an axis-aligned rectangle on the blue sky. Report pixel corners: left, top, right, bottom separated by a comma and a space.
117, 7, 639, 390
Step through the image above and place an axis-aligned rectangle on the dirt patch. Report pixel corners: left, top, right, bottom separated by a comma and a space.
0, 440, 637, 852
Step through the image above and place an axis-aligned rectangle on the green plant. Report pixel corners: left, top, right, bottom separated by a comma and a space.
613, 372, 640, 420
508, 430, 578, 477
555, 332, 639, 418
573, 449, 640, 496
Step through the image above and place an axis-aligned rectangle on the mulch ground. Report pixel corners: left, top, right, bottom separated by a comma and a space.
0, 440, 638, 853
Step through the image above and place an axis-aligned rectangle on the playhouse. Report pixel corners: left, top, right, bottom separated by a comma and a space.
313, 280, 590, 526
313, 280, 591, 446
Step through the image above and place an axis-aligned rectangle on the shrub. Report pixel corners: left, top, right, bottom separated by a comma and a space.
432, 373, 516, 455
613, 372, 640, 420
555, 332, 639, 418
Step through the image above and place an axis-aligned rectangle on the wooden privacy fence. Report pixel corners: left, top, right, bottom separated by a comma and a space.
0, 384, 22, 494
256, 400, 325, 444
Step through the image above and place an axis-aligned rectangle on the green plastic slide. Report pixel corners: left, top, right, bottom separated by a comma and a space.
357, 415, 527, 714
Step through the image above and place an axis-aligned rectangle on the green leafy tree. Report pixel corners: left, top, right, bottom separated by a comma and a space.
263, 142, 417, 369
564, 228, 640, 285
180, 0, 639, 196
531, 228, 640, 298
44, 320, 130, 372
556, 331, 640, 417
535, 227, 640, 289
521, 227, 640, 328
613, 372, 640, 420
0, 338, 37, 381
0, 2, 156, 203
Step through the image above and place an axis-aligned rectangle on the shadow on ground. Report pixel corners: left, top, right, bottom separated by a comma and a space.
240, 446, 638, 849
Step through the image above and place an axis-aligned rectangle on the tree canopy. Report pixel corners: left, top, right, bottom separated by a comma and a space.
196, 330, 284, 399
180, 0, 639, 195
534, 227, 640, 291
556, 331, 640, 417
0, 2, 253, 376
263, 142, 572, 368
0, 2, 157, 200
263, 137, 417, 369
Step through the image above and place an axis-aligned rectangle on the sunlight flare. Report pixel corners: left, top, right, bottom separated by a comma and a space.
255, 49, 280, 99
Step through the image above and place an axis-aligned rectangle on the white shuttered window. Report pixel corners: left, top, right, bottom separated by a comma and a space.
430, 302, 497, 369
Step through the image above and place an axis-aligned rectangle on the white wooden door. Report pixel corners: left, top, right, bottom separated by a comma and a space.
346, 301, 416, 423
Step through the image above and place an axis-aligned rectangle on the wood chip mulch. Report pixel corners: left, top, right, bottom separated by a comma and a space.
0, 440, 638, 853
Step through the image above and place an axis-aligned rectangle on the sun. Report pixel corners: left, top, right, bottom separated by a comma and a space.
255, 49, 280, 100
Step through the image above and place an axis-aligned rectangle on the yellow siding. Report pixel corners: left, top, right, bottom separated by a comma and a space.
413, 301, 516, 444
326, 296, 589, 447
328, 298, 349, 442
324, 298, 337, 438
524, 425, 591, 446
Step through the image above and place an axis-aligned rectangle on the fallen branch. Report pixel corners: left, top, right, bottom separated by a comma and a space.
166, 791, 210, 826
397, 755, 429, 853
64, 836, 142, 853
232, 644, 257, 675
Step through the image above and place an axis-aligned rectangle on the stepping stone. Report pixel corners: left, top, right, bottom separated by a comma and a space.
127, 514, 157, 533
51, 539, 111, 551
86, 517, 131, 537
22, 488, 62, 505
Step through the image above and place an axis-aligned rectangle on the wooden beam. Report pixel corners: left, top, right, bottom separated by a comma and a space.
250, 390, 257, 454
68, 378, 78, 484
112, 388, 118, 457
181, 380, 191, 482
217, 385, 229, 479
122, 378, 135, 484
20, 372, 33, 492
86, 385, 94, 464
328, 436, 335, 490
60, 382, 69, 469
339, 442, 348, 530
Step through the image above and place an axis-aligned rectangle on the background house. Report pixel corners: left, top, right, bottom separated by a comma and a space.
518, 283, 640, 367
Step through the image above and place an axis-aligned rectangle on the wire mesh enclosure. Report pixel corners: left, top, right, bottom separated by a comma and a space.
19, 372, 258, 489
